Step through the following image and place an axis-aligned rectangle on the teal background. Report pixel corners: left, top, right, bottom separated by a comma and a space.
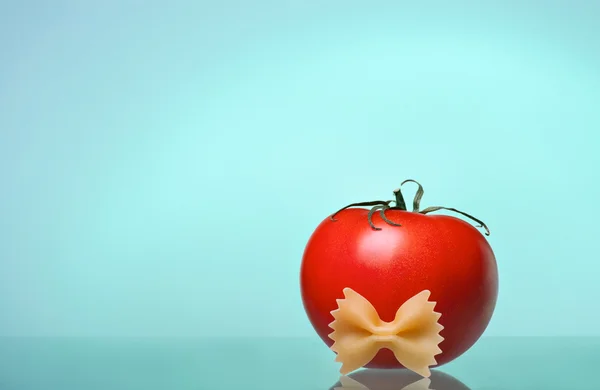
1, 1, 598, 339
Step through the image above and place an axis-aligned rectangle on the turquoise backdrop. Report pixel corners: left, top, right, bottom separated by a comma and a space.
1, 1, 598, 339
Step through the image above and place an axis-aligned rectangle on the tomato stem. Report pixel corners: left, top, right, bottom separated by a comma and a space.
329, 179, 491, 236
392, 188, 407, 211
330, 200, 392, 222
419, 206, 491, 236
401, 179, 424, 212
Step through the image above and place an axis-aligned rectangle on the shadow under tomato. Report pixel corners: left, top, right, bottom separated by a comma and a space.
329, 369, 471, 390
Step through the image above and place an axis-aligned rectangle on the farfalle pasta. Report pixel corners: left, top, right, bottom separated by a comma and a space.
329, 288, 444, 377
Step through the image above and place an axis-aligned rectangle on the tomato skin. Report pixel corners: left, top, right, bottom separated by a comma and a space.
300, 208, 498, 368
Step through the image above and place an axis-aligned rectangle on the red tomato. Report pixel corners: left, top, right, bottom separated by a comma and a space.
300, 181, 498, 369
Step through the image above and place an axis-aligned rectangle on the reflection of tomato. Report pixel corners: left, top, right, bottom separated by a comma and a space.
300, 181, 498, 369
330, 368, 471, 390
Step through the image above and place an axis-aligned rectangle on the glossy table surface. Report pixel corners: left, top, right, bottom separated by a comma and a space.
0, 337, 596, 390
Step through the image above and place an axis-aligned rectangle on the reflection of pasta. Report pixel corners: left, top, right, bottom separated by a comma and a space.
329, 288, 444, 377
335, 375, 431, 390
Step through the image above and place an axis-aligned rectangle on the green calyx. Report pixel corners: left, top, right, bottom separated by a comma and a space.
329, 179, 490, 236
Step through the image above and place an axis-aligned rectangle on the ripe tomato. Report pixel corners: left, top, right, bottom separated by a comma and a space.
300, 180, 498, 369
